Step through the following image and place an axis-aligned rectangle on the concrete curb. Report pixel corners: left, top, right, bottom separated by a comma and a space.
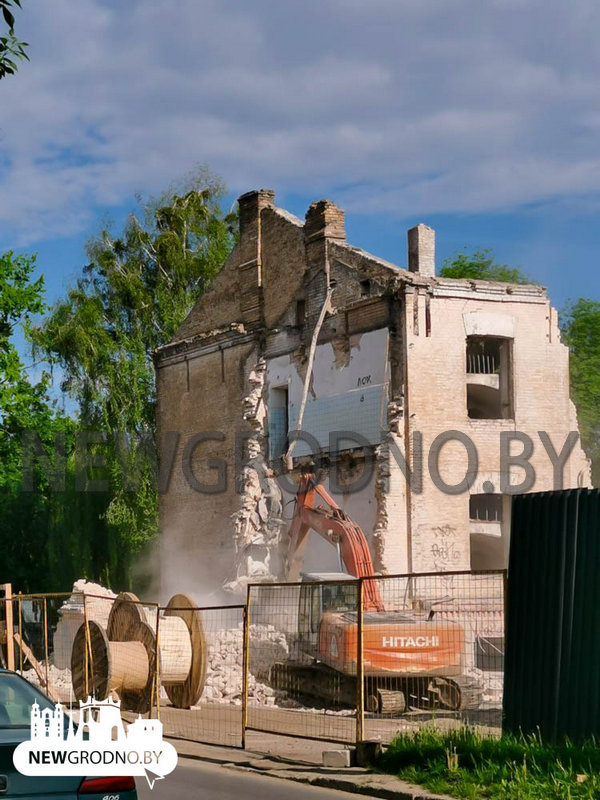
167, 738, 455, 800
224, 761, 454, 800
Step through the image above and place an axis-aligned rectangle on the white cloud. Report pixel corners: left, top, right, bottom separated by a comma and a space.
2, 0, 600, 244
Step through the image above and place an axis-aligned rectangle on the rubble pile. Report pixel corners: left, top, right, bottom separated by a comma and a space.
480, 670, 503, 707
53, 580, 116, 669
465, 666, 503, 707
200, 623, 288, 707
22, 665, 72, 703
198, 625, 503, 712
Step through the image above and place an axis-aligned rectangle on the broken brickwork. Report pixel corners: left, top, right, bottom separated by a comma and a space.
155, 190, 591, 597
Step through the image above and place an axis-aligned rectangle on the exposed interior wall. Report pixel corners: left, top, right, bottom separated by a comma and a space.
469, 495, 512, 571
265, 328, 389, 457
265, 328, 389, 577
468, 472, 512, 570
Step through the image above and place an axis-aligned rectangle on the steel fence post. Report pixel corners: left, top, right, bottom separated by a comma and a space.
153, 605, 161, 721
83, 593, 89, 697
503, 567, 508, 709
355, 578, 364, 743
43, 597, 49, 693
502, 568, 508, 629
4, 584, 15, 671
241, 586, 251, 749
17, 592, 22, 673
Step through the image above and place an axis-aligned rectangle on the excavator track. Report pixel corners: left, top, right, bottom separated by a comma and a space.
269, 662, 483, 714
269, 661, 356, 708
428, 674, 483, 711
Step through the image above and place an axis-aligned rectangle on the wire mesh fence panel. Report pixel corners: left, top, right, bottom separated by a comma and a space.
6, 592, 86, 703
44, 594, 77, 703
246, 581, 359, 744
2, 571, 505, 750
27, 585, 120, 706
12, 597, 46, 689
362, 571, 505, 743
10, 595, 69, 704
156, 604, 244, 747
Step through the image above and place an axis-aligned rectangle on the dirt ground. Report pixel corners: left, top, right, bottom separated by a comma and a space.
133, 702, 502, 748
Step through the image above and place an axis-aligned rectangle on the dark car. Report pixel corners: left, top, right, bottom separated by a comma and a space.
0, 669, 137, 798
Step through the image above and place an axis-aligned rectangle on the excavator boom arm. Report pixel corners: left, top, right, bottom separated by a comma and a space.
286, 474, 384, 611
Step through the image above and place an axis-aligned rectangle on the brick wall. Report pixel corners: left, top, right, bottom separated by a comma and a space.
395, 286, 591, 575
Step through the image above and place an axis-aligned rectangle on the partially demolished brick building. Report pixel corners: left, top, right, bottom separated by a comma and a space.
155, 190, 590, 597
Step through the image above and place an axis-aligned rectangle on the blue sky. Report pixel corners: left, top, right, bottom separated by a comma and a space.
1, 0, 599, 316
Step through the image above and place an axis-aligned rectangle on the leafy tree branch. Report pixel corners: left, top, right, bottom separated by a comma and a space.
0, 0, 28, 80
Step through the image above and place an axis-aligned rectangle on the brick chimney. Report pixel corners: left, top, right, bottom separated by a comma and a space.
236, 190, 274, 323
407, 223, 435, 277
304, 199, 345, 276
237, 189, 275, 273
304, 199, 346, 243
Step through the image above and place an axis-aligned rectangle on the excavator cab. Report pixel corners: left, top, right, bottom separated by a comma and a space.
298, 573, 357, 658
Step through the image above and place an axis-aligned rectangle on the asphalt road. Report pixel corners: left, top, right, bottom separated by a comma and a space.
137, 758, 378, 800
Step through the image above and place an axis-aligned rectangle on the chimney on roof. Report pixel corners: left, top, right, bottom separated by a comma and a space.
237, 189, 275, 262
236, 189, 274, 323
407, 223, 435, 277
304, 200, 346, 243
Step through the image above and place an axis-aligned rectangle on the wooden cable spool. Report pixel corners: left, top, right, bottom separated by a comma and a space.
71, 614, 155, 714
71, 592, 207, 713
161, 593, 208, 709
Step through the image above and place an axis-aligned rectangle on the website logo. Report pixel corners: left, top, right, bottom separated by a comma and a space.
13, 695, 177, 789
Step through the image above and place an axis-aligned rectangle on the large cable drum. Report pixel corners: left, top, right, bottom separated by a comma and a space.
71, 592, 207, 712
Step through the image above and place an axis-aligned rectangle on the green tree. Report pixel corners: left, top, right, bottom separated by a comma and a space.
440, 248, 533, 284
560, 298, 600, 486
34, 172, 236, 587
0, 251, 45, 433
0, 0, 28, 80
0, 251, 92, 591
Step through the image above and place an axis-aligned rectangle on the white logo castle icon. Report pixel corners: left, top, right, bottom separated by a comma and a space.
31, 695, 161, 745
14, 695, 177, 790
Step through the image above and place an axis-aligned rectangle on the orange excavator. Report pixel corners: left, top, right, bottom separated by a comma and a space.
269, 474, 481, 714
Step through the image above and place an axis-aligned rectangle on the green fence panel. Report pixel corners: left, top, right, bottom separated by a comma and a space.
504, 489, 600, 741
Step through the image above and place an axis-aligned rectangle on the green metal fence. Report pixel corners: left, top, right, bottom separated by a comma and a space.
504, 488, 600, 741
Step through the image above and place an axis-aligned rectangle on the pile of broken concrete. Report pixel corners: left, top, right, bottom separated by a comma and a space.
200, 623, 288, 707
